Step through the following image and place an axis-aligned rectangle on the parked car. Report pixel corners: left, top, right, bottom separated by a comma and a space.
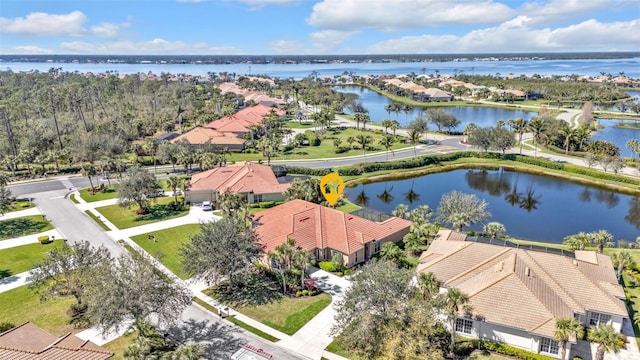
202, 201, 213, 211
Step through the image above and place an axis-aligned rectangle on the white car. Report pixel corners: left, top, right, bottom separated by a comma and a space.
202, 201, 213, 211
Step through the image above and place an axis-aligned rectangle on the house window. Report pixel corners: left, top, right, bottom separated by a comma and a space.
540, 337, 559, 355
455, 318, 473, 335
254, 194, 263, 203
589, 312, 611, 326
374, 241, 381, 253
355, 251, 359, 262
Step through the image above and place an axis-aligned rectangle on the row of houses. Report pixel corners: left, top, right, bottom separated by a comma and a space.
169, 103, 286, 151
181, 161, 629, 359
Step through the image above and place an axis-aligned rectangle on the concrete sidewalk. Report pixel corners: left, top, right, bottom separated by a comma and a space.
0, 270, 32, 294
0, 206, 41, 220
0, 229, 63, 250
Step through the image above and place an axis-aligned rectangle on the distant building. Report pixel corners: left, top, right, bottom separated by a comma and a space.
170, 127, 246, 151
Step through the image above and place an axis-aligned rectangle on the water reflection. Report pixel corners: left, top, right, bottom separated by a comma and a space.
626, 197, 640, 230
345, 168, 638, 242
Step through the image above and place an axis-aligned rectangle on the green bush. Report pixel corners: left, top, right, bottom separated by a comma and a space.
318, 261, 336, 272
301, 290, 308, 296
479, 340, 554, 360
258, 201, 277, 208
38, 235, 52, 244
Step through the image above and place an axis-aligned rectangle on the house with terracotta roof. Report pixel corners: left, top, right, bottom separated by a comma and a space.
417, 230, 628, 359
205, 103, 286, 138
169, 127, 246, 151
0, 322, 113, 359
254, 199, 411, 267
185, 161, 290, 205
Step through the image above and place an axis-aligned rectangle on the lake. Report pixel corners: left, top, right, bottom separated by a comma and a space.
2, 57, 640, 79
334, 86, 536, 129
591, 119, 640, 158
345, 168, 639, 243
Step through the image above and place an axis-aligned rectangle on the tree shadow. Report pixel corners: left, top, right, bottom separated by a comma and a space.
0, 217, 49, 239
0, 270, 14, 281
135, 204, 187, 222
165, 318, 242, 359
209, 271, 282, 307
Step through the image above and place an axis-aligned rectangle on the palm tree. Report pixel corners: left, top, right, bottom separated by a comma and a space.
376, 183, 394, 204
574, 125, 592, 151
403, 104, 413, 122
417, 272, 440, 299
587, 324, 626, 360
379, 134, 395, 161
379, 242, 403, 263
554, 317, 584, 360
519, 186, 541, 212
355, 134, 372, 162
346, 136, 355, 150
559, 125, 577, 154
563, 232, 591, 250
443, 288, 472, 352
354, 187, 370, 207
81, 164, 97, 192
381, 119, 393, 134
591, 229, 613, 254
269, 238, 296, 293
408, 128, 422, 158
384, 104, 394, 119
392, 204, 409, 219
403, 179, 420, 204
483, 222, 506, 239
610, 251, 634, 279
292, 246, 313, 288
528, 118, 547, 158
166, 176, 184, 204
508, 118, 528, 155
390, 120, 400, 136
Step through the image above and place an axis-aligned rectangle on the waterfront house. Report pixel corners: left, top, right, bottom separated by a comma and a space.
169, 127, 246, 151
185, 161, 289, 205
254, 199, 411, 267
417, 230, 628, 359
205, 103, 286, 138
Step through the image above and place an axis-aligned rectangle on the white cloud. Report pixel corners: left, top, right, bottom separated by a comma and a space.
310, 30, 358, 53
519, 0, 611, 26
366, 18, 640, 54
268, 39, 305, 54
59, 39, 245, 55
0, 45, 55, 54
307, 0, 514, 31
0, 11, 87, 36
237, 0, 298, 4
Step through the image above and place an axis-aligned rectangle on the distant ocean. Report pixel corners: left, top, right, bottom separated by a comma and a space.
1, 57, 639, 79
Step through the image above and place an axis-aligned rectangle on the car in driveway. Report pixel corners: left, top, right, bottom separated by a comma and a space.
202, 201, 213, 211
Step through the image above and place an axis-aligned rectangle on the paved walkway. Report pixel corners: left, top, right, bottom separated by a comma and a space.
0, 206, 41, 220
0, 270, 33, 294
0, 229, 62, 250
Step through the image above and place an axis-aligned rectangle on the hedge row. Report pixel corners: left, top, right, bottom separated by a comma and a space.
478, 340, 555, 360
285, 151, 639, 187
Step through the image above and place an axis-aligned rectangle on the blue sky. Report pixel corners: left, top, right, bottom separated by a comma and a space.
1, 0, 639, 55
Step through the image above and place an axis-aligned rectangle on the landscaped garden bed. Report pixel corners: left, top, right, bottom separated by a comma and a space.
79, 186, 119, 202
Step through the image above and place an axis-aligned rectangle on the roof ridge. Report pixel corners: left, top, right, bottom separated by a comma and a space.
510, 267, 561, 332
518, 250, 583, 312
565, 255, 628, 314
419, 241, 471, 271
463, 266, 513, 297
342, 212, 350, 254
446, 247, 512, 284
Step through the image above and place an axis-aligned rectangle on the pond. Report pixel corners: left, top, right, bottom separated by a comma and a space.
345, 168, 639, 243
334, 86, 536, 130
591, 119, 640, 158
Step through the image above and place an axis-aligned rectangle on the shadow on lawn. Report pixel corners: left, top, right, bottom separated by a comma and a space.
0, 269, 13, 280
0, 217, 49, 239
134, 204, 187, 223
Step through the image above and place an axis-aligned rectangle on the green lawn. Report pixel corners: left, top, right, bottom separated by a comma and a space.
4, 198, 35, 213
102, 331, 137, 360
325, 336, 356, 359
0, 285, 78, 336
130, 224, 200, 279
335, 199, 360, 213
0, 215, 53, 240
95, 197, 190, 229
622, 271, 640, 347
85, 210, 111, 231
79, 187, 119, 202
237, 292, 332, 335
0, 240, 65, 278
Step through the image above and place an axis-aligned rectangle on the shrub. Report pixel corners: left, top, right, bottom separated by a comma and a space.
0, 322, 15, 332
258, 201, 276, 208
301, 290, 308, 296
318, 261, 336, 272
38, 235, 52, 244
296, 290, 303, 297
479, 340, 554, 360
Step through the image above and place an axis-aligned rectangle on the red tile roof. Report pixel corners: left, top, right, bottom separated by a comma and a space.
188, 161, 289, 194
0, 322, 113, 360
205, 104, 285, 132
417, 230, 627, 337
254, 199, 411, 255
170, 127, 245, 146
